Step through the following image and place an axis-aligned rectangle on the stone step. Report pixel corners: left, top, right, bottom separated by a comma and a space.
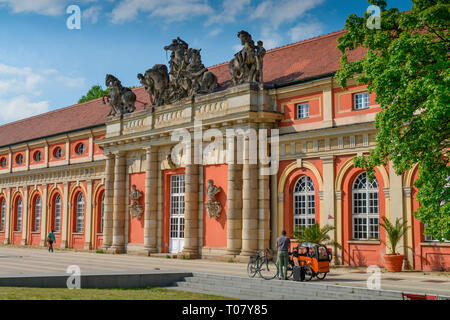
173, 281, 355, 300
184, 273, 402, 299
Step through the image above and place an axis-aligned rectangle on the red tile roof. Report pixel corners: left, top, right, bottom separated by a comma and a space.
0, 29, 365, 148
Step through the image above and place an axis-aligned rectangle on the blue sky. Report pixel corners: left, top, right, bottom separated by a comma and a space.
0, 0, 413, 125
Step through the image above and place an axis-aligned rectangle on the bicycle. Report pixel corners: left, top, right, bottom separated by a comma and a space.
247, 249, 278, 280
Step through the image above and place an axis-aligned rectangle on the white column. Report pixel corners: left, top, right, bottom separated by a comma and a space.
102, 153, 114, 250
21, 187, 28, 245
111, 152, 126, 253
144, 147, 158, 253
60, 182, 69, 248
40, 184, 48, 246
4, 188, 11, 244
389, 165, 404, 255
84, 179, 93, 250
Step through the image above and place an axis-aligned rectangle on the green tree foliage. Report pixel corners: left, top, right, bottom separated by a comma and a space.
78, 85, 110, 104
335, 0, 449, 240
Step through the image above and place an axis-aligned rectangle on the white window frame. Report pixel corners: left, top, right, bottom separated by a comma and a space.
16, 197, 22, 232
296, 103, 309, 119
54, 194, 61, 233
100, 194, 104, 234
0, 198, 5, 232
169, 174, 185, 252
352, 172, 379, 240
1, 157, 7, 168
293, 176, 316, 230
354, 92, 370, 110
34, 196, 41, 232
76, 193, 84, 233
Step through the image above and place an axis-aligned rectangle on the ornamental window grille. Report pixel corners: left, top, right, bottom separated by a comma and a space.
54, 194, 61, 233
0, 198, 5, 232
76, 193, 84, 233
100, 194, 104, 234
293, 176, 316, 230
34, 196, 41, 232
352, 172, 379, 240
16, 197, 22, 232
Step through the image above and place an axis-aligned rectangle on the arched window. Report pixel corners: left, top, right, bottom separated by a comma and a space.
352, 172, 379, 240
16, 197, 22, 232
0, 198, 5, 232
34, 195, 41, 232
293, 176, 316, 230
76, 193, 84, 233
100, 193, 104, 233
54, 194, 61, 233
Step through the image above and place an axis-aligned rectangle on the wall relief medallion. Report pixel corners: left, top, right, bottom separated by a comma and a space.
206, 179, 222, 219
129, 184, 143, 219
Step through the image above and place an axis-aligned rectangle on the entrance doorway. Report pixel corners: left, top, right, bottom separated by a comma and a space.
169, 174, 185, 254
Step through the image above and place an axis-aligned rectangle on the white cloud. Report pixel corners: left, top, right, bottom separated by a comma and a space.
83, 5, 102, 24
252, 0, 325, 28
288, 22, 325, 42
259, 27, 283, 49
206, 0, 250, 26
208, 28, 223, 37
0, 64, 85, 124
0, 0, 66, 16
0, 96, 50, 124
111, 0, 213, 24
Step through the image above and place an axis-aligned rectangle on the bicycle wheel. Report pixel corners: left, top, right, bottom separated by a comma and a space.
287, 260, 295, 279
247, 259, 258, 278
259, 259, 278, 280
304, 265, 314, 281
316, 272, 327, 280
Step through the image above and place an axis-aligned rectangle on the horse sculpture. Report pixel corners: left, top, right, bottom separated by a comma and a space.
138, 64, 170, 107
103, 74, 136, 116
229, 30, 265, 85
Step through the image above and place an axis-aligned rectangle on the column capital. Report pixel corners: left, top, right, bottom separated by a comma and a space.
403, 186, 412, 198
320, 155, 334, 164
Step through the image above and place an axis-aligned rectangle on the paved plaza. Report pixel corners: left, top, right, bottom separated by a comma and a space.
0, 246, 448, 297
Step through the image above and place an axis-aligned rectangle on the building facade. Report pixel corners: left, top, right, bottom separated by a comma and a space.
0, 30, 448, 271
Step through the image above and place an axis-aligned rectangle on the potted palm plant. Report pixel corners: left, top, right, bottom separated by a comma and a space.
292, 223, 341, 255
380, 216, 410, 272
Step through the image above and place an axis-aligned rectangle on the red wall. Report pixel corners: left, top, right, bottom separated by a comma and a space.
333, 84, 380, 118
278, 91, 323, 127
128, 173, 145, 244
203, 165, 228, 247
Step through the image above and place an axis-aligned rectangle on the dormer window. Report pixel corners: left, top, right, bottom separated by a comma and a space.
296, 103, 309, 119
354, 92, 370, 110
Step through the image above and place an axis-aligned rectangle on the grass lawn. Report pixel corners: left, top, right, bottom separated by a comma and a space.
0, 287, 235, 300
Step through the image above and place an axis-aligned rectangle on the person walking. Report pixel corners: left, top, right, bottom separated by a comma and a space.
276, 230, 290, 280
47, 230, 56, 253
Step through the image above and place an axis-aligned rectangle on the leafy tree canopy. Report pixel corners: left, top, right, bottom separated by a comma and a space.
78, 84, 110, 104
335, 0, 449, 240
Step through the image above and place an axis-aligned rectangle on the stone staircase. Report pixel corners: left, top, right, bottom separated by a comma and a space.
169, 273, 405, 300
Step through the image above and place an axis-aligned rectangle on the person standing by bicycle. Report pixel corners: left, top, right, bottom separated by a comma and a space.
276, 230, 290, 280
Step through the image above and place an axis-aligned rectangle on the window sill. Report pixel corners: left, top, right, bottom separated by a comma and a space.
420, 242, 450, 247
347, 240, 381, 245
72, 232, 85, 235
31, 232, 41, 234
353, 107, 370, 111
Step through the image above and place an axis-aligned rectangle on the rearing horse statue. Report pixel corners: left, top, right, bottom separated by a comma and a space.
102, 74, 136, 116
